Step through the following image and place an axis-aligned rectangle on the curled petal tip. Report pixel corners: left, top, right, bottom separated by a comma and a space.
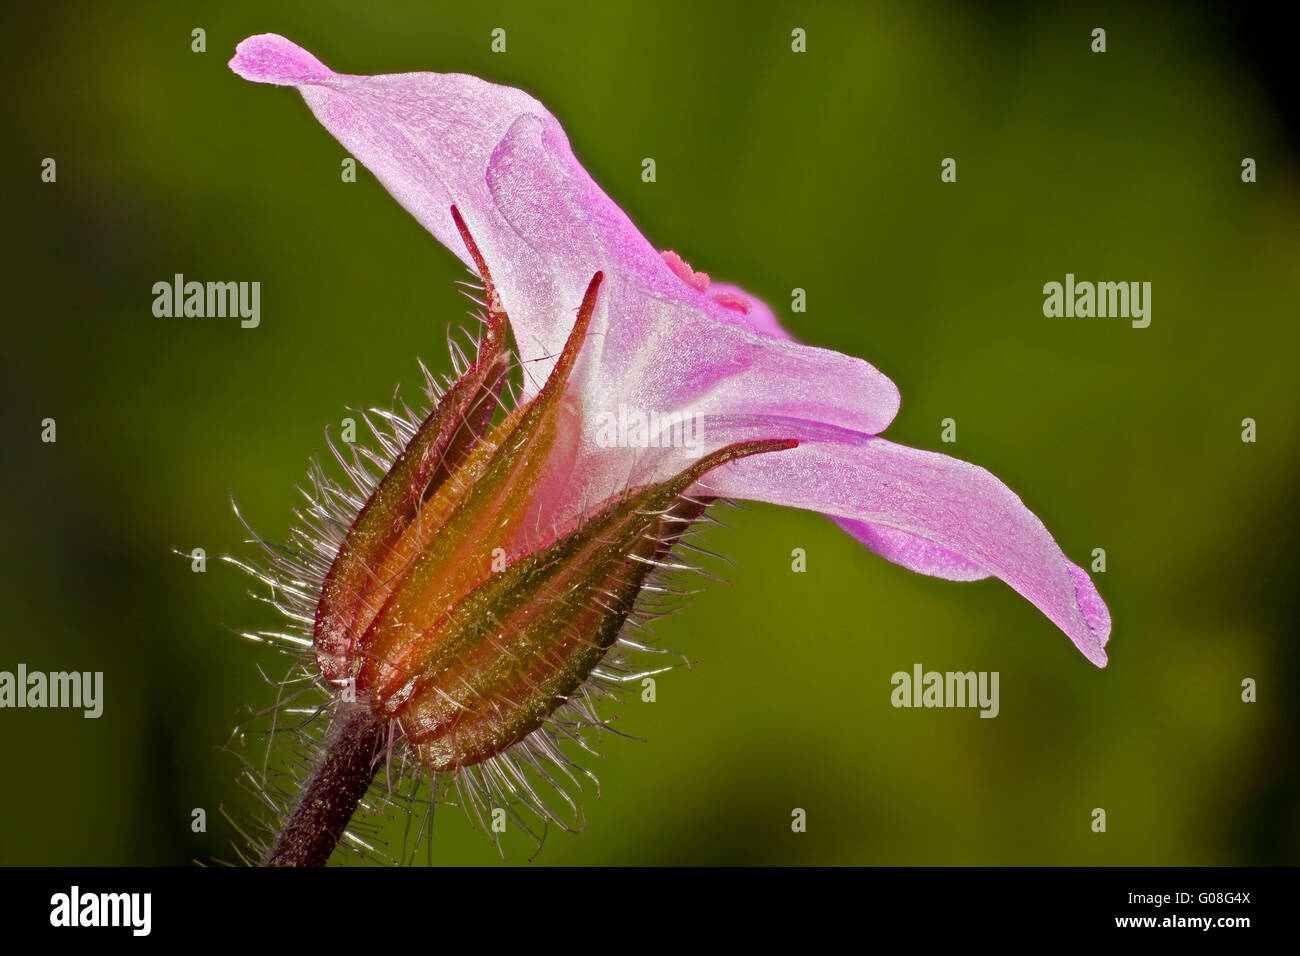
1068, 562, 1111, 667
230, 34, 335, 86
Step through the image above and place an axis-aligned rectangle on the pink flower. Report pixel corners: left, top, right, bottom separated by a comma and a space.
226, 35, 1112, 864
229, 33, 1109, 668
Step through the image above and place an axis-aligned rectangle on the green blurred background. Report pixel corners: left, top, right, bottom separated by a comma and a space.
2, 0, 1296, 865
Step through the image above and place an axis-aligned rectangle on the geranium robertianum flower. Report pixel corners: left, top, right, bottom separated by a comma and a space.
226, 34, 1110, 866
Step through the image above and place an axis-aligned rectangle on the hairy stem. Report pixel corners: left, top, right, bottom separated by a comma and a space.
262, 702, 385, 867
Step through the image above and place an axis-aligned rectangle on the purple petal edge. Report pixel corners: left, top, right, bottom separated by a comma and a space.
230, 33, 334, 85
698, 436, 1112, 667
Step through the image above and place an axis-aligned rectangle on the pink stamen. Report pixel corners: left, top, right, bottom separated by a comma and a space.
660, 250, 710, 292
711, 291, 752, 315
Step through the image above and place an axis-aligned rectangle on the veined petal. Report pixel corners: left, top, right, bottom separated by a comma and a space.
831, 517, 991, 582
483, 111, 899, 433
230, 34, 567, 373
694, 435, 1112, 667
229, 35, 899, 438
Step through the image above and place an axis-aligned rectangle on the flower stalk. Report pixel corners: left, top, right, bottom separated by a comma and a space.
262, 703, 385, 867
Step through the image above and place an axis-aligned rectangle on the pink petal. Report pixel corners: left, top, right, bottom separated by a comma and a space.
230, 35, 565, 379
831, 517, 991, 582
228, 35, 897, 436
695, 435, 1112, 667
227, 33, 332, 85
482, 112, 899, 433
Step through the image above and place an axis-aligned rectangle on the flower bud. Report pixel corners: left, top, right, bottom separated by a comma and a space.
312, 210, 793, 773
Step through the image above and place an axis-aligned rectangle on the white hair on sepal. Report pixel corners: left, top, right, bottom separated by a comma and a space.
202, 294, 737, 863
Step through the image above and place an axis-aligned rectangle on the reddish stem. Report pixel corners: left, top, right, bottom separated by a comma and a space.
262, 703, 385, 867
